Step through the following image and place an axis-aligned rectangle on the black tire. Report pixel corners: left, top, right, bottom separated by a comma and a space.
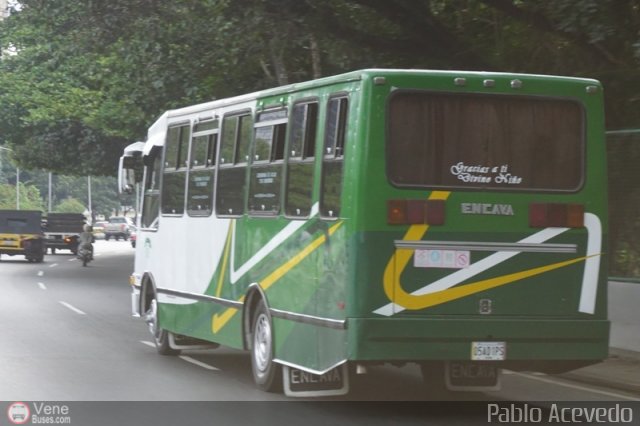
420, 362, 452, 398
144, 295, 180, 356
82, 257, 88, 266
105, 234, 110, 241
250, 300, 282, 392
51, 248, 56, 254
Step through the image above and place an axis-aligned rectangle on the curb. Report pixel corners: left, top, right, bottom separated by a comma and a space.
558, 348, 640, 396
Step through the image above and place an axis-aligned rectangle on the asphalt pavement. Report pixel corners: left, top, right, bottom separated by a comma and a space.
559, 280, 640, 395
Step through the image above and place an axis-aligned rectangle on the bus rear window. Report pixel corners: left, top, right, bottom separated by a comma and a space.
387, 92, 584, 191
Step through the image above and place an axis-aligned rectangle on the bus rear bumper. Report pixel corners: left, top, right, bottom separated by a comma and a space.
348, 317, 609, 373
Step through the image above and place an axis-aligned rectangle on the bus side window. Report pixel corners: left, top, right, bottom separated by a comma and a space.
320, 96, 348, 219
187, 119, 218, 216
285, 101, 318, 218
248, 109, 287, 215
141, 146, 162, 229
216, 112, 252, 216
161, 124, 189, 215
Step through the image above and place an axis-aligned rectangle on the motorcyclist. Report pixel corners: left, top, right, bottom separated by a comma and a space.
78, 224, 94, 260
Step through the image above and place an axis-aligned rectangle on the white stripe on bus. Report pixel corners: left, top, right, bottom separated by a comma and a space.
374, 214, 602, 316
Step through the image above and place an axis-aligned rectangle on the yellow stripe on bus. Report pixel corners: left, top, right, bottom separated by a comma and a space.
392, 255, 595, 310
212, 220, 344, 334
383, 191, 451, 306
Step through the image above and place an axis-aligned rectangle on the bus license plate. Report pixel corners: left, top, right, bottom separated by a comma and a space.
471, 341, 506, 361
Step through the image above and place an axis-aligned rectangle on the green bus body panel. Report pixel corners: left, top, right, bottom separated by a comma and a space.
150, 69, 608, 373
347, 318, 609, 361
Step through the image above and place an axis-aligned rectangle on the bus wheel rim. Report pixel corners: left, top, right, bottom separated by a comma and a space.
253, 313, 272, 374
145, 299, 159, 338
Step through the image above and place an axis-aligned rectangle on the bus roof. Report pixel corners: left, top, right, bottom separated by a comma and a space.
142, 68, 601, 153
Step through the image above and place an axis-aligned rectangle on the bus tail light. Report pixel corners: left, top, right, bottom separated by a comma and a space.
529, 203, 584, 228
387, 199, 445, 225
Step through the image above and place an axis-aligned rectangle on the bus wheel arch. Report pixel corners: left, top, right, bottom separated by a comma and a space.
242, 284, 267, 350
243, 284, 282, 392
140, 274, 179, 356
140, 273, 158, 316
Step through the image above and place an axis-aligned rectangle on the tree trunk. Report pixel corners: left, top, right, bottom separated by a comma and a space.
309, 33, 322, 79
269, 38, 289, 86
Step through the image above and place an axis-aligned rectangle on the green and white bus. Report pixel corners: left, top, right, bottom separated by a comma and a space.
120, 69, 608, 396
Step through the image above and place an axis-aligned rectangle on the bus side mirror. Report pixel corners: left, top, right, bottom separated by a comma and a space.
118, 142, 145, 194
118, 157, 139, 194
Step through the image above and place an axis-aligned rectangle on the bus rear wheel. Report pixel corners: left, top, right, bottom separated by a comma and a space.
420, 362, 451, 398
250, 301, 281, 392
144, 296, 180, 356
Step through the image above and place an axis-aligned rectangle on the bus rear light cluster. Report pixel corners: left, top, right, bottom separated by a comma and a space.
529, 203, 584, 228
387, 199, 445, 225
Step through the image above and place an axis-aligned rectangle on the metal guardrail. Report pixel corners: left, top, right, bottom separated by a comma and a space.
609, 277, 640, 284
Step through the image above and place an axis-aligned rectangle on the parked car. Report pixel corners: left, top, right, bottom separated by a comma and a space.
104, 216, 134, 241
92, 221, 108, 239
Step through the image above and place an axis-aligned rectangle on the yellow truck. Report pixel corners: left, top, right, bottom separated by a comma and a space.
0, 210, 45, 263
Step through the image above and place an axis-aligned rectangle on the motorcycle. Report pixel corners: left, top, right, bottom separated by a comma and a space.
77, 243, 93, 267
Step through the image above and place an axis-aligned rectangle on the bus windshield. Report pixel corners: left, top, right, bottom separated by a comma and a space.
387, 91, 584, 192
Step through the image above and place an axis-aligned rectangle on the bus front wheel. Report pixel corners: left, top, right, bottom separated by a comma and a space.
250, 301, 282, 392
144, 296, 180, 356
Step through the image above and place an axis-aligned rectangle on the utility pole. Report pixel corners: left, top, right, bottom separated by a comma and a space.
48, 172, 53, 212
87, 175, 92, 221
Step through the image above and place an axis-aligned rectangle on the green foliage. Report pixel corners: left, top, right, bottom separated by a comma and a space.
0, 182, 45, 210
0, 164, 129, 218
0, 1, 637, 172
53, 197, 85, 214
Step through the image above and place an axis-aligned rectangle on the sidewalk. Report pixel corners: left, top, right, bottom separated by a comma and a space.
556, 281, 640, 395
560, 348, 640, 395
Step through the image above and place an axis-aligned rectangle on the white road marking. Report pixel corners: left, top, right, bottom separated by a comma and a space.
59, 301, 86, 315
38, 282, 47, 290
37, 271, 44, 277
139, 341, 220, 371
49, 263, 58, 268
68, 258, 77, 262
180, 355, 220, 371
510, 371, 640, 401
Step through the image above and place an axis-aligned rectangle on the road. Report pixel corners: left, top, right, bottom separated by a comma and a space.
1, 241, 639, 424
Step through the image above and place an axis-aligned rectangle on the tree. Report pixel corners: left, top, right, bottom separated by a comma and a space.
0, 182, 45, 210
0, 0, 249, 174
0, 0, 639, 169
53, 197, 85, 214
